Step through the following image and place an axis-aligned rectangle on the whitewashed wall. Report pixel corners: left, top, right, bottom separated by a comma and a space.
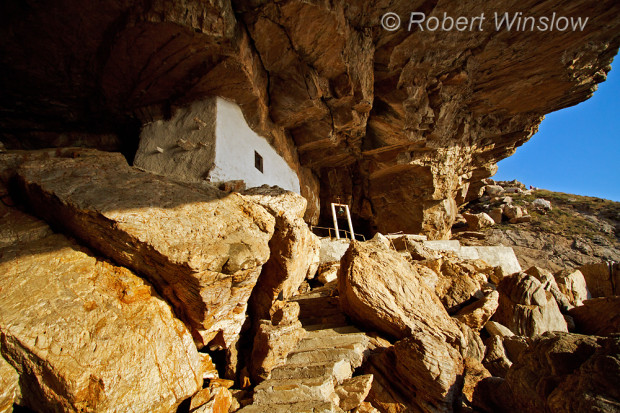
210, 98, 301, 194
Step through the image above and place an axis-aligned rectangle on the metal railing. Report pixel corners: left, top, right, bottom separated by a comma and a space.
310, 226, 366, 241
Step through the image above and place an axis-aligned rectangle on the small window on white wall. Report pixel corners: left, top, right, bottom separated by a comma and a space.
254, 150, 263, 173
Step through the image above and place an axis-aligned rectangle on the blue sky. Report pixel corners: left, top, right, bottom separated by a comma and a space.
493, 58, 620, 202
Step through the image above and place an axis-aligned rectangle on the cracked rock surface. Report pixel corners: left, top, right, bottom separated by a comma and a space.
1, 0, 619, 236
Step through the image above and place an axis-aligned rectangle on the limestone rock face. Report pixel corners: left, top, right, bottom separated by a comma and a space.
338, 240, 465, 349
568, 297, 620, 336
0, 205, 202, 412
134, 98, 218, 184
2, 0, 619, 238
14, 150, 275, 348
243, 185, 320, 320
506, 332, 620, 413
493, 272, 568, 337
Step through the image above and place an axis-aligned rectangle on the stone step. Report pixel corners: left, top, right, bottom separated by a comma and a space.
299, 314, 349, 327
300, 321, 351, 330
303, 325, 364, 334
296, 332, 369, 353
253, 375, 337, 405
292, 295, 349, 327
298, 305, 343, 319
291, 282, 338, 300
287, 345, 366, 370
296, 297, 341, 315
237, 400, 342, 413
270, 359, 352, 384
242, 287, 371, 412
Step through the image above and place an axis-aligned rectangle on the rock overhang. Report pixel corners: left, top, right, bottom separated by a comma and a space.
0, 0, 619, 238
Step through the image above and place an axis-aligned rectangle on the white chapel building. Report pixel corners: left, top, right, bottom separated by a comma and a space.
134, 97, 300, 194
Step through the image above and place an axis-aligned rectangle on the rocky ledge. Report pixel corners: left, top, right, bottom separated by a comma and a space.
1, 0, 619, 236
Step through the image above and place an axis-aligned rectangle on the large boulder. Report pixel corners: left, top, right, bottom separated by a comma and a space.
531, 198, 552, 212
0, 204, 203, 412
484, 185, 504, 197
578, 262, 620, 297
471, 377, 515, 413
554, 269, 590, 307
243, 185, 320, 320
384, 234, 439, 261
493, 272, 567, 337
363, 360, 411, 413
463, 212, 496, 230
502, 336, 531, 363
488, 207, 504, 225
392, 336, 464, 413
339, 240, 472, 412
338, 240, 465, 349
419, 256, 488, 313
13, 150, 275, 348
424, 242, 522, 280
506, 332, 620, 413
192, 384, 234, 413
568, 297, 620, 336
364, 335, 464, 413
502, 204, 525, 221
525, 266, 573, 312
458, 246, 522, 276
319, 238, 352, 264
